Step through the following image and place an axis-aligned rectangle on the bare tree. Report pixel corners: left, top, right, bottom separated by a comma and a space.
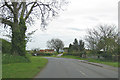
85, 24, 118, 59
47, 38, 64, 53
0, 0, 67, 56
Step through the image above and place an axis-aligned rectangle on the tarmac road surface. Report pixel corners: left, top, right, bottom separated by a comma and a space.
35, 57, 118, 78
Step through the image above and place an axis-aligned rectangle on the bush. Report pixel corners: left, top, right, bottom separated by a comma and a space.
32, 52, 55, 56
101, 53, 112, 60
63, 52, 72, 56
2, 54, 30, 64
63, 51, 86, 58
25, 53, 32, 61
1, 39, 11, 54
53, 52, 58, 55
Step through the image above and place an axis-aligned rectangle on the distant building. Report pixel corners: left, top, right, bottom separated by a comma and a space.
40, 50, 45, 53
40, 49, 54, 53
45, 49, 54, 53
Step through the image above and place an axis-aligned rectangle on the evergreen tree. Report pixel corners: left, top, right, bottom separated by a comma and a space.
68, 43, 72, 53
73, 38, 79, 51
79, 40, 85, 51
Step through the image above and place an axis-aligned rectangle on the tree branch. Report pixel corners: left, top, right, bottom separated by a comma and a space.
25, 2, 37, 21
0, 4, 6, 8
20, 2, 26, 18
4, 1, 14, 14
18, 2, 23, 10
0, 18, 13, 27
26, 2, 35, 7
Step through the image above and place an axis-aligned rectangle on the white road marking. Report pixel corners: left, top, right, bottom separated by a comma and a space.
79, 71, 87, 76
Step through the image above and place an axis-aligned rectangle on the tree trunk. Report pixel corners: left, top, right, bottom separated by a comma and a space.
56, 48, 59, 54
98, 55, 100, 59
11, 18, 27, 56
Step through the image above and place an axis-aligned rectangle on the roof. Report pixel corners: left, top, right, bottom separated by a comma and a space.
40, 49, 54, 52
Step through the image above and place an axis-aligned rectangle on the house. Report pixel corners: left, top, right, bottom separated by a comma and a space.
40, 50, 45, 53
45, 49, 54, 53
40, 49, 54, 53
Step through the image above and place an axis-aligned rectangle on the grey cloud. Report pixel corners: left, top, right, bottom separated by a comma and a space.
84, 16, 100, 21
67, 27, 86, 31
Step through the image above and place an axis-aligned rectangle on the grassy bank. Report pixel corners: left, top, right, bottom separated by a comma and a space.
61, 55, 119, 67
40, 55, 57, 57
2, 56, 48, 78
2, 54, 30, 64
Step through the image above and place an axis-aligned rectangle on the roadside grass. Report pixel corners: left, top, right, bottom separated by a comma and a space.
2, 54, 30, 64
87, 58, 119, 67
61, 55, 119, 67
61, 55, 82, 60
39, 55, 57, 57
2, 56, 48, 78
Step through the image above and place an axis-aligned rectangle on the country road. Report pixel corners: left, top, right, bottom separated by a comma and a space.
35, 57, 118, 78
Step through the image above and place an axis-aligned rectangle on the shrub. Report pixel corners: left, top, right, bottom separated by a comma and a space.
101, 53, 112, 61
63, 51, 86, 57
63, 52, 72, 56
32, 52, 54, 56
2, 54, 30, 64
52, 52, 58, 55
1, 39, 11, 54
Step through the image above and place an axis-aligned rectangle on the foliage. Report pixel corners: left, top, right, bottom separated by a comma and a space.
73, 38, 79, 51
0, 1, 67, 56
2, 38, 31, 64
61, 55, 119, 67
2, 56, 48, 78
1, 38, 11, 54
68, 43, 72, 52
68, 38, 85, 57
54, 52, 59, 55
79, 40, 85, 51
85, 25, 118, 60
63, 52, 72, 56
32, 52, 55, 56
2, 54, 30, 64
47, 38, 64, 53
11, 17, 27, 56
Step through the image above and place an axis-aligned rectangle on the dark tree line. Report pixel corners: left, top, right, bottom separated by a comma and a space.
67, 38, 85, 57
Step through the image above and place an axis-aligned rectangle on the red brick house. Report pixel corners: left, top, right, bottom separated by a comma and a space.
40, 49, 54, 53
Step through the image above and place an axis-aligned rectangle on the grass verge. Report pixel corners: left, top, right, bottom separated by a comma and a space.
2, 56, 48, 78
61, 55, 119, 67
39, 55, 57, 57
2, 54, 30, 64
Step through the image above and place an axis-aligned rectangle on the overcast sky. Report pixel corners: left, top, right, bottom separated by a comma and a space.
26, 0, 118, 50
